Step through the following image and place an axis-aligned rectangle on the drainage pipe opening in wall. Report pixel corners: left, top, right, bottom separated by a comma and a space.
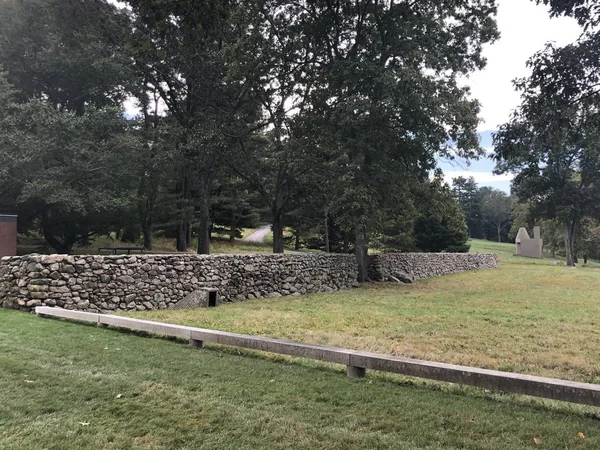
208, 290, 217, 307
200, 288, 219, 308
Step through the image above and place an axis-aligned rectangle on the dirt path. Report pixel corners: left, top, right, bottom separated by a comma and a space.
243, 225, 271, 243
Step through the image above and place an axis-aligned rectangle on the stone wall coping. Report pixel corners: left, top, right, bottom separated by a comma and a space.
5, 252, 356, 259
376, 251, 493, 254
35, 306, 600, 407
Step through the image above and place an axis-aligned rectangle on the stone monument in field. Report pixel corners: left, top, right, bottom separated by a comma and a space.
515, 226, 543, 259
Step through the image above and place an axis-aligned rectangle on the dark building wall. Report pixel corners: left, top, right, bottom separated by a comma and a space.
0, 216, 17, 258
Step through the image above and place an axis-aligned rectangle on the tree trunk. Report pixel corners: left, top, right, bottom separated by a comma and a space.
343, 231, 350, 253
324, 214, 330, 253
41, 211, 74, 254
497, 225, 501, 243
80, 225, 90, 247
229, 211, 237, 243
140, 186, 156, 250
176, 223, 187, 252
197, 172, 212, 255
272, 211, 284, 253
186, 220, 193, 249
564, 220, 576, 266
142, 220, 153, 250
184, 176, 193, 249
355, 223, 368, 282
294, 229, 300, 250
271, 166, 288, 254
43, 233, 72, 254
139, 81, 158, 252
175, 180, 187, 251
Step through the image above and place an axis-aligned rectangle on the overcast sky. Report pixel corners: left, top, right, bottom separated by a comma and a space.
469, 0, 582, 132
439, 0, 583, 192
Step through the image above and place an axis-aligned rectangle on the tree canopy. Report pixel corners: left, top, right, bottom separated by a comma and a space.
0, 0, 500, 275
493, 0, 600, 265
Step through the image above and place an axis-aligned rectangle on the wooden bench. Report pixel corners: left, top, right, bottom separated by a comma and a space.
98, 246, 144, 255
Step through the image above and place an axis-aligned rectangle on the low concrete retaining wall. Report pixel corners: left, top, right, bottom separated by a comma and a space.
35, 306, 600, 408
0, 253, 357, 312
368, 252, 498, 281
0, 251, 497, 312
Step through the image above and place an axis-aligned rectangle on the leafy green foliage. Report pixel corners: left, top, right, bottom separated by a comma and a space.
494, 48, 600, 265
211, 176, 262, 241
453, 176, 483, 238
0, 0, 133, 114
0, 0, 499, 259
0, 83, 140, 252
536, 0, 599, 27
480, 188, 512, 243
301, 0, 497, 277
494, 0, 600, 265
414, 179, 470, 253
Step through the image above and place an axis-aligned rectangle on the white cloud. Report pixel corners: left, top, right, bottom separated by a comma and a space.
466, 0, 582, 130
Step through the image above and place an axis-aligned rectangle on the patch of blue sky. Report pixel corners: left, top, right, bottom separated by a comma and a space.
437, 130, 513, 193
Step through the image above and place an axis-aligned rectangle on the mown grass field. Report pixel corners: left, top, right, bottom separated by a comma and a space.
136, 239, 600, 384
17, 233, 275, 256
5, 238, 600, 448
2, 308, 600, 450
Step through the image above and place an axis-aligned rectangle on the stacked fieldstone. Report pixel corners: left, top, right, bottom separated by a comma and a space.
0, 253, 358, 312
368, 252, 498, 281
0, 251, 498, 312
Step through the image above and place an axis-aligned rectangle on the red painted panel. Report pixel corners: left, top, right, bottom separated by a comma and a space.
0, 217, 17, 258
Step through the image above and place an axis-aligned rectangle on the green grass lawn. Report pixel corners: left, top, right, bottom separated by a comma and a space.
18, 233, 275, 256
2, 309, 600, 450
18, 226, 307, 255
134, 239, 600, 384
469, 238, 600, 268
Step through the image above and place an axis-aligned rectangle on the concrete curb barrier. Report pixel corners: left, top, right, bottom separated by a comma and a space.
35, 306, 600, 407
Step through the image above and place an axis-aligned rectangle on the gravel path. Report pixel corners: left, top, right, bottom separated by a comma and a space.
243, 225, 271, 243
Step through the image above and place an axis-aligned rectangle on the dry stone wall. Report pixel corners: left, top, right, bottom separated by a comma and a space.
0, 251, 498, 312
0, 253, 357, 312
368, 252, 498, 281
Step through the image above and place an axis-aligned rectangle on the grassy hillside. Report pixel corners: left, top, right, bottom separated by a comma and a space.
17, 233, 275, 256
2, 309, 599, 450
135, 240, 600, 383
469, 238, 600, 267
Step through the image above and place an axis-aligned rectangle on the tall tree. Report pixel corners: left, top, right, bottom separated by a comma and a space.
494, 65, 600, 265
211, 175, 262, 243
127, 0, 257, 254
0, 0, 133, 114
414, 176, 470, 253
481, 188, 512, 243
0, 1, 137, 252
496, 0, 599, 263
453, 176, 483, 238
0, 78, 139, 253
224, 0, 323, 253
307, 0, 498, 280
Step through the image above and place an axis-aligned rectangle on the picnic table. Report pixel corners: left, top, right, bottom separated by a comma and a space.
98, 246, 144, 255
